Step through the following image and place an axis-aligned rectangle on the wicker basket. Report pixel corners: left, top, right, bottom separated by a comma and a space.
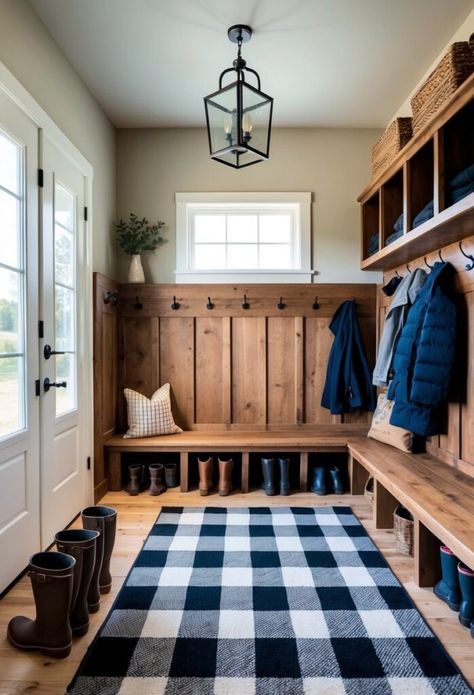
411, 40, 474, 135
371, 118, 412, 178
364, 476, 374, 509
393, 505, 414, 556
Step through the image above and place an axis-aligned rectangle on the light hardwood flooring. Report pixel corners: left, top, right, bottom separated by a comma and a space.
0, 489, 473, 694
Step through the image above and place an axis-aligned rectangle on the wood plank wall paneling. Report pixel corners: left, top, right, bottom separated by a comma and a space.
380, 233, 474, 478
93, 273, 119, 500
111, 283, 377, 432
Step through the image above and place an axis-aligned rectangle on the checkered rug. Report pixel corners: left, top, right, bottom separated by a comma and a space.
68, 507, 471, 695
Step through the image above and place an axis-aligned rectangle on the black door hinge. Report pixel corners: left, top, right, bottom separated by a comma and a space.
38, 169, 44, 188
38, 320, 44, 338
35, 379, 40, 397
87, 456, 91, 470
84, 206, 88, 221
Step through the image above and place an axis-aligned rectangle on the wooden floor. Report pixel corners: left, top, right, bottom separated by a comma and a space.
0, 489, 473, 694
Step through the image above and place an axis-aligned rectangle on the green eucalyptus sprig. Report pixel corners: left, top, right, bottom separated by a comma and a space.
114, 213, 166, 255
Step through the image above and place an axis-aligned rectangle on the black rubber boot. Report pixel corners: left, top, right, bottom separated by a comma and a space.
458, 562, 474, 628
149, 463, 166, 495
7, 552, 75, 658
433, 546, 461, 611
55, 529, 99, 636
126, 464, 142, 496
261, 458, 276, 496
278, 458, 290, 496
164, 463, 179, 488
82, 506, 117, 607
329, 466, 344, 494
310, 467, 327, 495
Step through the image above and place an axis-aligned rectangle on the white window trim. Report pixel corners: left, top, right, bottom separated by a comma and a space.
175, 192, 313, 283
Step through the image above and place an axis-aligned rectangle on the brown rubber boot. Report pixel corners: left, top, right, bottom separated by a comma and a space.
198, 457, 214, 496
82, 505, 117, 604
55, 529, 99, 636
125, 464, 142, 496
218, 458, 233, 496
149, 463, 166, 496
7, 552, 75, 658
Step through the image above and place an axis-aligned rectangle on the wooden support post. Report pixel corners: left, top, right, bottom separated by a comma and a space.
180, 452, 189, 492
374, 480, 398, 529
108, 452, 122, 491
241, 452, 249, 493
348, 453, 369, 494
300, 452, 309, 492
414, 519, 442, 587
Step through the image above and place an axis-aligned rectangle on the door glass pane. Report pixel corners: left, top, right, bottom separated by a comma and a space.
0, 189, 21, 268
0, 356, 24, 437
0, 132, 19, 194
54, 181, 76, 416
0, 268, 21, 353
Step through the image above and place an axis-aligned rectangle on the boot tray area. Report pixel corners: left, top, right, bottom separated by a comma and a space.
348, 437, 474, 587
104, 426, 368, 495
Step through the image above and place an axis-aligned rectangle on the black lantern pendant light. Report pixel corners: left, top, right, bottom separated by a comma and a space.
204, 24, 273, 169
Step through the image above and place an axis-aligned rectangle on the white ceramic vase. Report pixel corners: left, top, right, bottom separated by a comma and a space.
128, 254, 145, 283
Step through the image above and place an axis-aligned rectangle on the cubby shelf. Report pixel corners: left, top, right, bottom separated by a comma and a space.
359, 73, 474, 271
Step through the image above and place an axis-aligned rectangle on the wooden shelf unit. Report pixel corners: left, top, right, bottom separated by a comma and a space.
359, 73, 474, 271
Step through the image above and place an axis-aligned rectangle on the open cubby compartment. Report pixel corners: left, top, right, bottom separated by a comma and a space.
188, 452, 242, 493
248, 452, 300, 493
308, 451, 349, 494
407, 138, 434, 230
441, 97, 474, 210
381, 169, 404, 247
121, 451, 180, 490
361, 191, 380, 259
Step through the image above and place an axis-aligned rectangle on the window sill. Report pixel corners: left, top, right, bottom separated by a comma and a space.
174, 270, 315, 284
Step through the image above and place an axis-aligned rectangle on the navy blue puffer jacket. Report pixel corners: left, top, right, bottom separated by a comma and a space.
387, 262, 457, 436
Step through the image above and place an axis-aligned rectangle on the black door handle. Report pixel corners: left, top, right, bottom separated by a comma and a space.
44, 344, 66, 360
44, 377, 67, 392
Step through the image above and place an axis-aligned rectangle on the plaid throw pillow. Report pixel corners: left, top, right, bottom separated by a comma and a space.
123, 383, 182, 438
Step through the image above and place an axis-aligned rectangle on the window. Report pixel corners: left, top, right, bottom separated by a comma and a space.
176, 193, 312, 283
0, 129, 26, 439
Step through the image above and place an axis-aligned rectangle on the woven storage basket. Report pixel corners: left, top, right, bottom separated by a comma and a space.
411, 40, 474, 135
393, 505, 414, 556
364, 476, 374, 510
371, 118, 412, 178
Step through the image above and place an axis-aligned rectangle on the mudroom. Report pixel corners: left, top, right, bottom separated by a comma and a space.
0, 1, 473, 694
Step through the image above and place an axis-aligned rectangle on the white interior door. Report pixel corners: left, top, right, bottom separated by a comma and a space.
40, 137, 89, 548
0, 92, 40, 592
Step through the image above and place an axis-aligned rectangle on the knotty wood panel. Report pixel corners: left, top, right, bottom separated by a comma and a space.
267, 317, 298, 425
232, 317, 266, 425
159, 317, 194, 429
304, 317, 339, 424
195, 317, 227, 424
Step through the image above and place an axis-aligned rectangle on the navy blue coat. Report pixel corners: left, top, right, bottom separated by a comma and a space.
387, 262, 457, 436
321, 300, 376, 415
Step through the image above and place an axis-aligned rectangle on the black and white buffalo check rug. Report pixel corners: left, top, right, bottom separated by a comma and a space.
69, 507, 472, 695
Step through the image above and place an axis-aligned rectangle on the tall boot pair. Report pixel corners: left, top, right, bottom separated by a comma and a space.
198, 457, 233, 496
261, 457, 290, 496
434, 545, 474, 637
7, 505, 117, 659
310, 466, 343, 495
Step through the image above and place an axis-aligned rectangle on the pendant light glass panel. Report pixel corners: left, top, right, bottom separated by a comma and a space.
241, 82, 272, 159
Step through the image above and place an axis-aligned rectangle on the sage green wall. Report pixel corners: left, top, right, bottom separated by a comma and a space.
0, 0, 116, 277
116, 127, 382, 284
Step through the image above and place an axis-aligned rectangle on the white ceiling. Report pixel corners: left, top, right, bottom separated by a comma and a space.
29, 0, 473, 128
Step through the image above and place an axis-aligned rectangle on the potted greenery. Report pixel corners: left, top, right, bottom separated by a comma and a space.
114, 213, 166, 283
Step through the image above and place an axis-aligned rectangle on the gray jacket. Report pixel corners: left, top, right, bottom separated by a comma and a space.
372, 268, 427, 387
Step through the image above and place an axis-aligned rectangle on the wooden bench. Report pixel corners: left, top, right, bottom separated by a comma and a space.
104, 426, 369, 494
348, 437, 474, 587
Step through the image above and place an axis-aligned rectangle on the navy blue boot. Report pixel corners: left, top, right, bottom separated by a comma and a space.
433, 546, 461, 611
310, 467, 326, 495
458, 563, 474, 628
329, 466, 343, 494
261, 458, 276, 496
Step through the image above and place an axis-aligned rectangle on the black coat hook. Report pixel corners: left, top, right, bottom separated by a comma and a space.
242, 294, 250, 310
207, 296, 215, 310
171, 296, 180, 310
395, 270, 402, 279
424, 256, 433, 271
406, 263, 412, 273
312, 296, 319, 310
459, 241, 474, 271
438, 249, 445, 263
134, 296, 143, 310
103, 289, 118, 305
277, 296, 285, 310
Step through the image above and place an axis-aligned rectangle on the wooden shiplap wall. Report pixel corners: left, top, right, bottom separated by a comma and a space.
115, 283, 377, 432
380, 233, 474, 479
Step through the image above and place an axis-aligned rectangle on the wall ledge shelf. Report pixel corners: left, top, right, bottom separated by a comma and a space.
361, 193, 474, 270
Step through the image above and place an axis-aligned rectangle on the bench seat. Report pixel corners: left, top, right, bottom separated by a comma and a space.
348, 437, 474, 586
104, 425, 369, 493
